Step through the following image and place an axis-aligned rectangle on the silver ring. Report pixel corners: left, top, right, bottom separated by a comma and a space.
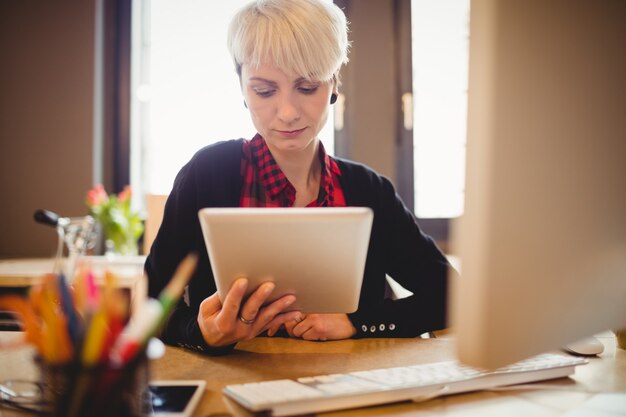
239, 315, 255, 325
294, 315, 305, 324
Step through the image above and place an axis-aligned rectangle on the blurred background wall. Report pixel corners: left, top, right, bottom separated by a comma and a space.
0, 1, 97, 258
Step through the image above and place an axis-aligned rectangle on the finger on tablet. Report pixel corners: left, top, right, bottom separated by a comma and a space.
265, 309, 301, 336
221, 278, 248, 322
266, 323, 282, 337
258, 294, 296, 325
240, 281, 275, 321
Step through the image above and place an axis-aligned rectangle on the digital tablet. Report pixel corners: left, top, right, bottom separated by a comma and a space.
198, 207, 373, 313
149, 380, 206, 417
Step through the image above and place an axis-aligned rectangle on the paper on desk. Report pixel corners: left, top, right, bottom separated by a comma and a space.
562, 393, 626, 417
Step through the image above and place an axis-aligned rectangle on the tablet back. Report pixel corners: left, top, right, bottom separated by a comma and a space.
198, 207, 373, 313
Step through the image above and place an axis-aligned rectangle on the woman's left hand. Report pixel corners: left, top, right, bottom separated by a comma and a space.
268, 314, 356, 341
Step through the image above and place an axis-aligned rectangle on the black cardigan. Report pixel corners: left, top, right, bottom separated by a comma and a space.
146, 139, 452, 354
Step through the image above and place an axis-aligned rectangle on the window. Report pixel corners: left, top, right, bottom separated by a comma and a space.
411, 0, 470, 219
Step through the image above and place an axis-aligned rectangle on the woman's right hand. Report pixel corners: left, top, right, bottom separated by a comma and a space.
197, 278, 299, 347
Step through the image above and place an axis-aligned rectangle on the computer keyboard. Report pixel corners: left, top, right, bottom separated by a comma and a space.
223, 353, 587, 416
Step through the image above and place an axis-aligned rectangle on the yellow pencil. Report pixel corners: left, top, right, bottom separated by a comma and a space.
81, 309, 109, 365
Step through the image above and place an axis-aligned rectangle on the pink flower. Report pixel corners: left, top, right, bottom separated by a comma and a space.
86, 184, 108, 207
117, 185, 132, 203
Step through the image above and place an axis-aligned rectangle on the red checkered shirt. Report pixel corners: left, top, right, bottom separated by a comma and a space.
240, 134, 346, 208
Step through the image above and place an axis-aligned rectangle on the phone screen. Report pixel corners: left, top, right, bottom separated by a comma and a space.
149, 385, 199, 413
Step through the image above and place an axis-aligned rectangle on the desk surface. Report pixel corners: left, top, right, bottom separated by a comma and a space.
0, 257, 147, 317
0, 256, 146, 287
1, 332, 624, 416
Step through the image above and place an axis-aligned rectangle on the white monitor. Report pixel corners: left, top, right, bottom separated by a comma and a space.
450, 0, 626, 369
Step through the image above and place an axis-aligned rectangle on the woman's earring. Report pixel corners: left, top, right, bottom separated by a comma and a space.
330, 93, 338, 105
243, 100, 248, 109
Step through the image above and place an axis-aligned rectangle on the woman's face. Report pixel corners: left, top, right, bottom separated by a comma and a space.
241, 63, 334, 155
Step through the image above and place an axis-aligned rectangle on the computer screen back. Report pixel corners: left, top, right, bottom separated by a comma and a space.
450, 0, 626, 369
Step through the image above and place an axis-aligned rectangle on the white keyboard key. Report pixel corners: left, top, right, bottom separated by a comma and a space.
226, 379, 324, 406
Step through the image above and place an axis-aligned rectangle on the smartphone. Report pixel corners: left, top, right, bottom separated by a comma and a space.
149, 380, 206, 417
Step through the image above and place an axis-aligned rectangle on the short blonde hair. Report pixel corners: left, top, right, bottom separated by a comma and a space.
227, 0, 349, 82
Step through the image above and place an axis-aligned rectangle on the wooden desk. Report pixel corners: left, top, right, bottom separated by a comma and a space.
0, 333, 626, 417
2, 332, 624, 416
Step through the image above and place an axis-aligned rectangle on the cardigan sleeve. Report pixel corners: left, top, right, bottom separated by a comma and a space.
144, 141, 243, 355
343, 165, 454, 338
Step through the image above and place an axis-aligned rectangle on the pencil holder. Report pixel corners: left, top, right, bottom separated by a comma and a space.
36, 353, 152, 417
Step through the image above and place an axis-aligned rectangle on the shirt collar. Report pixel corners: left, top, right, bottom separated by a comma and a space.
249, 134, 339, 204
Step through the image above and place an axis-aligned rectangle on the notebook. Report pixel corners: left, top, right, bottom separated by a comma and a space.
198, 207, 373, 313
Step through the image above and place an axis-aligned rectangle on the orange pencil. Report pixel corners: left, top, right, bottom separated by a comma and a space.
29, 285, 57, 362
0, 295, 43, 351
41, 274, 74, 363
71, 266, 88, 315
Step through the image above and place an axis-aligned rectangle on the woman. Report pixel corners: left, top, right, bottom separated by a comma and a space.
146, 0, 451, 355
